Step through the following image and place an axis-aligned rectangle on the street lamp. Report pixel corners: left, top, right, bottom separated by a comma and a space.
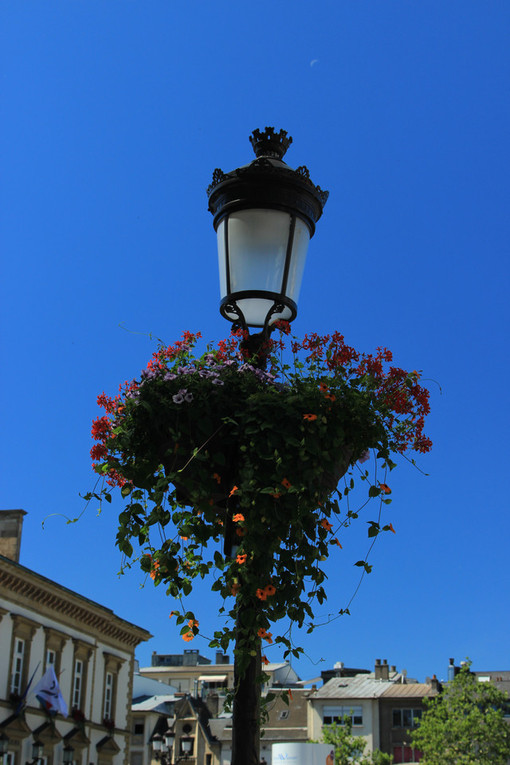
0, 733, 9, 758
26, 740, 44, 765
62, 744, 74, 765
152, 730, 174, 765
207, 128, 328, 765
207, 127, 328, 338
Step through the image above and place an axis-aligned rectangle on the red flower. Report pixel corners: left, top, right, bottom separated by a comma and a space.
281, 478, 292, 490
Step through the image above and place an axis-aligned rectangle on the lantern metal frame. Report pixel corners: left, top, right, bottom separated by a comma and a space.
207, 127, 328, 336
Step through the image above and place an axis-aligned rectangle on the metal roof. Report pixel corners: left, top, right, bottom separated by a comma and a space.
132, 694, 176, 711
312, 674, 404, 700
381, 682, 437, 698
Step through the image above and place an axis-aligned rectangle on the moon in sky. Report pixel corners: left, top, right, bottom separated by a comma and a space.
310, 59, 319, 67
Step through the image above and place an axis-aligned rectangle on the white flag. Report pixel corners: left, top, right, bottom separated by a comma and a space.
31, 666, 68, 717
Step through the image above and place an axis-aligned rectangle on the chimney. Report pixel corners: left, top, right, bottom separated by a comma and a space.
0, 510, 26, 562
374, 659, 382, 680
430, 674, 440, 692
448, 658, 455, 682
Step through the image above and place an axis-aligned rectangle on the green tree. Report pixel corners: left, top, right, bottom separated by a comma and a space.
411, 660, 510, 764
320, 719, 393, 765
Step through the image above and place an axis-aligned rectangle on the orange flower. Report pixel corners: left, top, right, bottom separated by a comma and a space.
380, 483, 392, 494
264, 584, 276, 597
229, 485, 239, 497
169, 610, 179, 618
213, 472, 221, 484
257, 628, 273, 642
180, 536, 189, 541
325, 393, 336, 402
236, 553, 247, 564
288, 689, 293, 700
188, 619, 199, 629
256, 588, 268, 601
333, 538, 342, 548
262, 655, 270, 666
303, 413, 318, 421
319, 382, 329, 392
182, 631, 194, 642
233, 513, 245, 522
209, 499, 215, 506
388, 523, 396, 534
320, 519, 333, 532
281, 478, 292, 490
231, 582, 241, 596
235, 527, 246, 537
150, 561, 160, 580
270, 491, 282, 499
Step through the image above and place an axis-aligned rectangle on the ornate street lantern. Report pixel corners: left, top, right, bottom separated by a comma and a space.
207, 127, 328, 333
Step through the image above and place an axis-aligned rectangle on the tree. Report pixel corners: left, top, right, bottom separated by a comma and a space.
321, 719, 393, 765
411, 660, 510, 764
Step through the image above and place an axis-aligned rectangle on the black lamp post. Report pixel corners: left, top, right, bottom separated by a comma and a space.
207, 128, 328, 765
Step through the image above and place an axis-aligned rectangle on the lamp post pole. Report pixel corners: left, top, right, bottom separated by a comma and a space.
207, 128, 328, 765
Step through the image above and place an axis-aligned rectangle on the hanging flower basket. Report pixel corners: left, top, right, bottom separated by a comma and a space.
89, 326, 431, 660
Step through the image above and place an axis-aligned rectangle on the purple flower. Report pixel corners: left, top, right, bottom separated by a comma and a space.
211, 378, 224, 385
164, 372, 177, 381
172, 388, 193, 404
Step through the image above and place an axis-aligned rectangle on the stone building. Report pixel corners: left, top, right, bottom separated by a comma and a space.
0, 509, 151, 765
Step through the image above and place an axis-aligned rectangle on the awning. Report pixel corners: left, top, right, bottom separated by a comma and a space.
198, 675, 227, 683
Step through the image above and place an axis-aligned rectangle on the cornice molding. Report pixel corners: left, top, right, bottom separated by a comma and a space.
0, 559, 151, 649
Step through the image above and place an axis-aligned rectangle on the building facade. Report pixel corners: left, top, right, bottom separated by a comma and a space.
0, 510, 151, 765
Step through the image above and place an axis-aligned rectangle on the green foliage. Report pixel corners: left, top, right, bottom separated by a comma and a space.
89, 327, 431, 675
320, 719, 393, 765
411, 660, 510, 764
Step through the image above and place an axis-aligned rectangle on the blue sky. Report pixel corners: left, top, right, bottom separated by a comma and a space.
1, 0, 509, 684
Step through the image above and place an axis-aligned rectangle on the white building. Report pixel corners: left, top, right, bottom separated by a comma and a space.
0, 510, 151, 765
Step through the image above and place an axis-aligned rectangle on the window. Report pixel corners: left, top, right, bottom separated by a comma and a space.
102, 652, 124, 723
393, 745, 422, 763
392, 708, 423, 728
103, 672, 114, 718
43, 627, 67, 675
323, 705, 363, 726
11, 638, 25, 695
8, 615, 38, 698
72, 659, 84, 709
70, 639, 93, 714
133, 721, 145, 736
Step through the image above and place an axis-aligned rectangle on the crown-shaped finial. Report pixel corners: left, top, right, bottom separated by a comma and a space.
249, 127, 293, 160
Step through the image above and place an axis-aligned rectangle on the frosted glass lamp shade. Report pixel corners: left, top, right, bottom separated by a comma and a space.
217, 209, 310, 327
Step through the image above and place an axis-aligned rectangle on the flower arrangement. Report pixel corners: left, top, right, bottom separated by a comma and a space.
89, 324, 431, 671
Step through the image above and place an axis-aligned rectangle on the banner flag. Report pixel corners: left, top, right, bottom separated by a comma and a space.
31, 666, 68, 717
